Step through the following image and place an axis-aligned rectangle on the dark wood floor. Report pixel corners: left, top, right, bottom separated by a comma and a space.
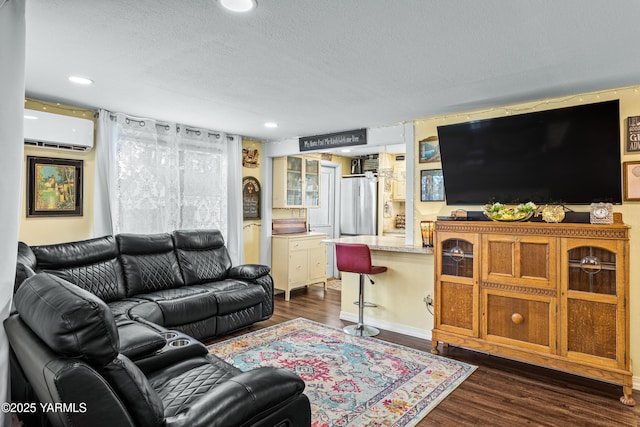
209, 286, 639, 426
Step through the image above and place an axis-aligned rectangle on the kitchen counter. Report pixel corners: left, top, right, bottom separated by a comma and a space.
323, 235, 434, 338
322, 235, 432, 254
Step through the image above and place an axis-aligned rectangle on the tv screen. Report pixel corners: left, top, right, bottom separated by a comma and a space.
437, 100, 622, 205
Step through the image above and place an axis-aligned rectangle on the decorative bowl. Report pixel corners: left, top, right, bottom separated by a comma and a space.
483, 202, 537, 222
483, 211, 534, 222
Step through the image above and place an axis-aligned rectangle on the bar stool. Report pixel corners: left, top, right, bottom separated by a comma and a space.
335, 243, 387, 337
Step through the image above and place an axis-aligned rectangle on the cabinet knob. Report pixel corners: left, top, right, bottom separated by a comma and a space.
511, 313, 524, 325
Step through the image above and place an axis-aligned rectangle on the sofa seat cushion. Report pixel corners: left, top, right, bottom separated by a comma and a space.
147, 355, 241, 418
108, 298, 148, 320
194, 280, 266, 315
134, 286, 219, 327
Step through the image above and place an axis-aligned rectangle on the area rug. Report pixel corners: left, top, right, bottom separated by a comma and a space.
207, 318, 476, 426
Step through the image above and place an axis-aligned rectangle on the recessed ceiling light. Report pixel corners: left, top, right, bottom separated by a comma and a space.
341, 149, 351, 153
264, 122, 278, 128
68, 75, 93, 85
24, 115, 38, 120
219, 0, 257, 12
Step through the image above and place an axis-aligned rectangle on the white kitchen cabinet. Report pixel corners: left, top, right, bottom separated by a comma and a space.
271, 232, 327, 301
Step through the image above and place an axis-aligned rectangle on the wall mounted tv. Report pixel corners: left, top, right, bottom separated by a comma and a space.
437, 99, 622, 205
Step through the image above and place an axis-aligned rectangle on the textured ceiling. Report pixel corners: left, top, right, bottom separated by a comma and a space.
24, 0, 640, 141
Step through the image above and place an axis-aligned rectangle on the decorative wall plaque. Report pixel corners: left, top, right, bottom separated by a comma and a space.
627, 116, 640, 152
242, 176, 261, 220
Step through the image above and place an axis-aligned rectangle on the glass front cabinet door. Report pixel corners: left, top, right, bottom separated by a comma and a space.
561, 238, 627, 370
433, 231, 479, 340
273, 156, 321, 209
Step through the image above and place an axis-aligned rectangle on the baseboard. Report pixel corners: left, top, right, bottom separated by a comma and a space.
339, 312, 640, 391
339, 312, 432, 341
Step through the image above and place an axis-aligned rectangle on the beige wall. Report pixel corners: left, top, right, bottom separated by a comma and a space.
19, 99, 96, 245
413, 85, 640, 385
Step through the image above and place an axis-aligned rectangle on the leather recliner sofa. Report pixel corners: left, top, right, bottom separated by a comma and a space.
15, 229, 273, 341
5, 272, 311, 427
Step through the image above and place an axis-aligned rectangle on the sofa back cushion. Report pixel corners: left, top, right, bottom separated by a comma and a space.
172, 229, 232, 285
31, 236, 127, 302
117, 233, 184, 296
15, 273, 120, 366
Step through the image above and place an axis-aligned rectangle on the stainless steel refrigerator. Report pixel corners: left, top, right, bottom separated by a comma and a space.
340, 176, 377, 235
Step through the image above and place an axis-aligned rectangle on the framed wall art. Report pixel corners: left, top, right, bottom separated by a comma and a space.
418, 136, 440, 163
242, 176, 261, 219
420, 169, 445, 201
623, 161, 640, 201
27, 156, 83, 217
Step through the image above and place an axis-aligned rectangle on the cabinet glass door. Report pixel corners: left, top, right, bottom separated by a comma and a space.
441, 238, 474, 277
304, 159, 319, 207
286, 157, 303, 206
564, 242, 621, 365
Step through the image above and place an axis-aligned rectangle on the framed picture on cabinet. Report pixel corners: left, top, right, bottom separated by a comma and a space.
418, 136, 440, 163
623, 161, 640, 201
420, 169, 444, 201
26, 156, 83, 217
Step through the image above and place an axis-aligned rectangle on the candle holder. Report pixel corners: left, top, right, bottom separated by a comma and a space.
420, 221, 435, 247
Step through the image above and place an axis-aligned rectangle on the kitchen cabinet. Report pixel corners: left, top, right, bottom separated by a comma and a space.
392, 162, 405, 201
271, 232, 327, 301
432, 220, 633, 406
272, 156, 320, 208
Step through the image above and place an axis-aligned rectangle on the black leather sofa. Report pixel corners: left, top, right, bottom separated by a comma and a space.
5, 272, 311, 427
15, 229, 273, 341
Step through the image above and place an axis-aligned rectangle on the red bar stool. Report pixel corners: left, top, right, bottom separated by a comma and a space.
335, 243, 387, 337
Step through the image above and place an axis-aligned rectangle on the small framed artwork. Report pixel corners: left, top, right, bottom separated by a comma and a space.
242, 176, 261, 219
27, 156, 83, 217
420, 169, 445, 201
418, 136, 440, 163
623, 161, 640, 201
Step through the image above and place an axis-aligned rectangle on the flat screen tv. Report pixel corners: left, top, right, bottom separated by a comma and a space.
437, 100, 622, 205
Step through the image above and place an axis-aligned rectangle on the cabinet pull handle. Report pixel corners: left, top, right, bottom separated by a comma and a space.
511, 313, 524, 325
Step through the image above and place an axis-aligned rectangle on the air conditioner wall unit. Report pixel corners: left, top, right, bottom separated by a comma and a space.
24, 108, 94, 151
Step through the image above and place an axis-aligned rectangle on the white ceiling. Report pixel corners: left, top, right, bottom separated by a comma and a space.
24, 0, 640, 142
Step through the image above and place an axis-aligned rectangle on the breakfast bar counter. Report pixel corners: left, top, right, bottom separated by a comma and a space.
322, 235, 432, 254
323, 236, 434, 339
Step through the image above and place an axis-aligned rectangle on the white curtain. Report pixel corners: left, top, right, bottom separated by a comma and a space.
95, 112, 244, 263
0, 0, 26, 423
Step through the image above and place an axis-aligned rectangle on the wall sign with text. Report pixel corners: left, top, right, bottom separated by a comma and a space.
242, 176, 261, 220
299, 128, 367, 152
627, 116, 640, 152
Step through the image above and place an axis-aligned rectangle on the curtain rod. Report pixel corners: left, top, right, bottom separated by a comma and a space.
107, 111, 235, 140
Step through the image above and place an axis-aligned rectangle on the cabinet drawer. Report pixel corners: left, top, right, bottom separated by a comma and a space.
482, 290, 556, 353
289, 238, 323, 251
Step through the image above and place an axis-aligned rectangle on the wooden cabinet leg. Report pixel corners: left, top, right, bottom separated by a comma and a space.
284, 290, 290, 301
431, 340, 440, 355
620, 386, 636, 406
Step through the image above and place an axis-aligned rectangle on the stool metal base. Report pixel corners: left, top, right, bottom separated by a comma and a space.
343, 324, 379, 337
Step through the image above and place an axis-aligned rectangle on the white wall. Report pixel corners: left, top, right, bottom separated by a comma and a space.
0, 1, 26, 425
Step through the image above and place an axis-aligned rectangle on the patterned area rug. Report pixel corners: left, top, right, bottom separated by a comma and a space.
208, 318, 476, 426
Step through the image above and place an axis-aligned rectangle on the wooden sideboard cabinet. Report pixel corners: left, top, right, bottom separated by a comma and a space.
432, 221, 634, 406
271, 232, 327, 301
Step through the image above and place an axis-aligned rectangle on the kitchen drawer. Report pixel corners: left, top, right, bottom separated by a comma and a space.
289, 237, 324, 251
482, 288, 556, 354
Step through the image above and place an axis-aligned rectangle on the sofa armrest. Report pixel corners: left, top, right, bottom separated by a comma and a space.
164, 366, 307, 427
228, 264, 270, 280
